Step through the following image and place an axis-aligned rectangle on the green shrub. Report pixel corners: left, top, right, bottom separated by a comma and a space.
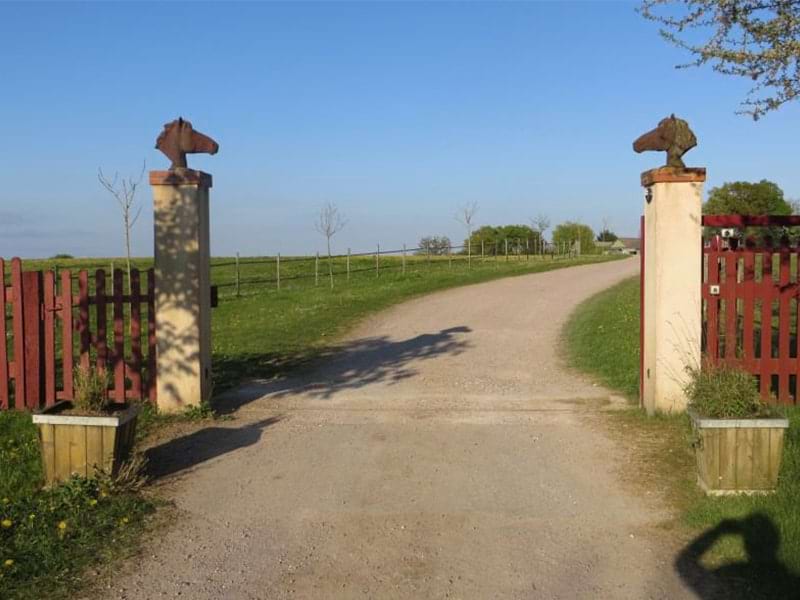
685, 362, 769, 418
72, 367, 110, 413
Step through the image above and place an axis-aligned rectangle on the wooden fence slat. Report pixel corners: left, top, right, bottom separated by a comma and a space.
61, 270, 73, 399
706, 247, 720, 363
11, 258, 25, 408
759, 248, 774, 399
130, 270, 142, 401
43, 270, 56, 406
95, 270, 107, 376
113, 270, 125, 403
147, 269, 157, 402
78, 270, 90, 371
0, 259, 8, 409
778, 248, 791, 402
724, 252, 737, 360
22, 271, 43, 409
742, 248, 756, 374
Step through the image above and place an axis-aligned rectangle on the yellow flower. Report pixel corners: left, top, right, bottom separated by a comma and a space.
88, 499, 98, 507
119, 517, 129, 525
57, 521, 67, 531
28, 514, 35, 521
100, 491, 108, 499
3, 559, 13, 568
0, 519, 11, 529
1, 498, 8, 504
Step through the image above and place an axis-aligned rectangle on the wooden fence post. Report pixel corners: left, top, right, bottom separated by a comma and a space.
347, 248, 351, 281
505, 239, 509, 261
376, 244, 380, 277
235, 252, 241, 297
481, 239, 484, 261
526, 238, 529, 261
448, 243, 452, 268
277, 253, 281, 290
468, 238, 472, 269
315, 253, 319, 286
402, 244, 406, 275
0, 259, 8, 409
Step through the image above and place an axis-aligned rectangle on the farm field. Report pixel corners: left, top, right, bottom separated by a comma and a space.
564, 277, 800, 599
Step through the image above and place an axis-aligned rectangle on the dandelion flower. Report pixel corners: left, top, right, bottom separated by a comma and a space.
1, 498, 8, 504
119, 517, 129, 525
3, 559, 13, 568
57, 521, 67, 531
88, 499, 98, 507
28, 514, 35, 521
1, 519, 11, 529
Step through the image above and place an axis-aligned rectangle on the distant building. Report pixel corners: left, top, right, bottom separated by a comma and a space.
616, 237, 641, 255
596, 238, 640, 255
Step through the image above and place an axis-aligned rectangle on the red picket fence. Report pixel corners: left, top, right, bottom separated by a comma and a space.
702, 215, 800, 405
1, 257, 156, 410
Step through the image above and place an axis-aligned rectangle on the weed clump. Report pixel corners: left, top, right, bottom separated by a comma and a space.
684, 362, 771, 419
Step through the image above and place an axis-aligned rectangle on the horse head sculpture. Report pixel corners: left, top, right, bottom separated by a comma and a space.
633, 114, 696, 169
155, 118, 219, 170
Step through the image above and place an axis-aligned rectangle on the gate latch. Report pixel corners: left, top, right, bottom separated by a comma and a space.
709, 285, 720, 296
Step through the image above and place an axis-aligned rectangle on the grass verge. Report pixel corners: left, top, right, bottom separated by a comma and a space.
563, 276, 800, 598
0, 411, 155, 600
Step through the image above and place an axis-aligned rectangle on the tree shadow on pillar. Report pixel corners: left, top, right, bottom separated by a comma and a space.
152, 179, 211, 409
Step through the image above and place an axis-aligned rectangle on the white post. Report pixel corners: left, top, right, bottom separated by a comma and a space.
234, 252, 240, 297
641, 167, 705, 414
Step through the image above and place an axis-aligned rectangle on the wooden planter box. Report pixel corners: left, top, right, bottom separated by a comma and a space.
690, 410, 789, 495
32, 402, 140, 486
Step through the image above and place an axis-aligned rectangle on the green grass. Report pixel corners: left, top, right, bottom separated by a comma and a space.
563, 275, 800, 598
0, 411, 154, 600
563, 277, 640, 399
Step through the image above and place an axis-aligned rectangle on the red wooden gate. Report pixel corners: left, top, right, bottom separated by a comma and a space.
1, 257, 156, 410
702, 215, 800, 405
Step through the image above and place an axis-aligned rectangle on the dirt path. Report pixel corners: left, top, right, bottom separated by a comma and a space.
108, 258, 695, 599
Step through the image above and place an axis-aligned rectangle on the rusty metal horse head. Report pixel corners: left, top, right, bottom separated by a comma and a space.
155, 118, 219, 170
633, 114, 697, 169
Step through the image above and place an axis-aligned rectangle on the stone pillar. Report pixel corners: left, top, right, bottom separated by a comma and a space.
641, 167, 705, 414
150, 169, 212, 413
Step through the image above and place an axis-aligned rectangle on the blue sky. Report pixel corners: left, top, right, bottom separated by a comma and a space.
1, 1, 798, 258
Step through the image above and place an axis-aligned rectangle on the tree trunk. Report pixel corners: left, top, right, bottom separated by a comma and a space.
327, 236, 334, 289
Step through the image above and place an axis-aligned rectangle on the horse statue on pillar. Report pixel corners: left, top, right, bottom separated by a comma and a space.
633, 114, 697, 169
155, 118, 219, 170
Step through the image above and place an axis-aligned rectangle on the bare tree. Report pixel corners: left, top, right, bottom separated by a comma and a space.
531, 213, 550, 236
455, 202, 479, 267
98, 161, 145, 292
315, 202, 347, 289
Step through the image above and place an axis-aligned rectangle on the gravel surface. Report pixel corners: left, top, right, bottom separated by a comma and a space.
103, 257, 696, 599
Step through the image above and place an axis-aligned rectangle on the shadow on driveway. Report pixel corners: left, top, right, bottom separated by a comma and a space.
215, 326, 472, 412
145, 417, 282, 480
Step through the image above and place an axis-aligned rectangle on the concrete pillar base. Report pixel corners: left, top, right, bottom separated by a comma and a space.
641, 167, 705, 415
150, 169, 213, 413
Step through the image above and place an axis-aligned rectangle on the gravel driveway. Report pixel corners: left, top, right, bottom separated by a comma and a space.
106, 257, 696, 599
